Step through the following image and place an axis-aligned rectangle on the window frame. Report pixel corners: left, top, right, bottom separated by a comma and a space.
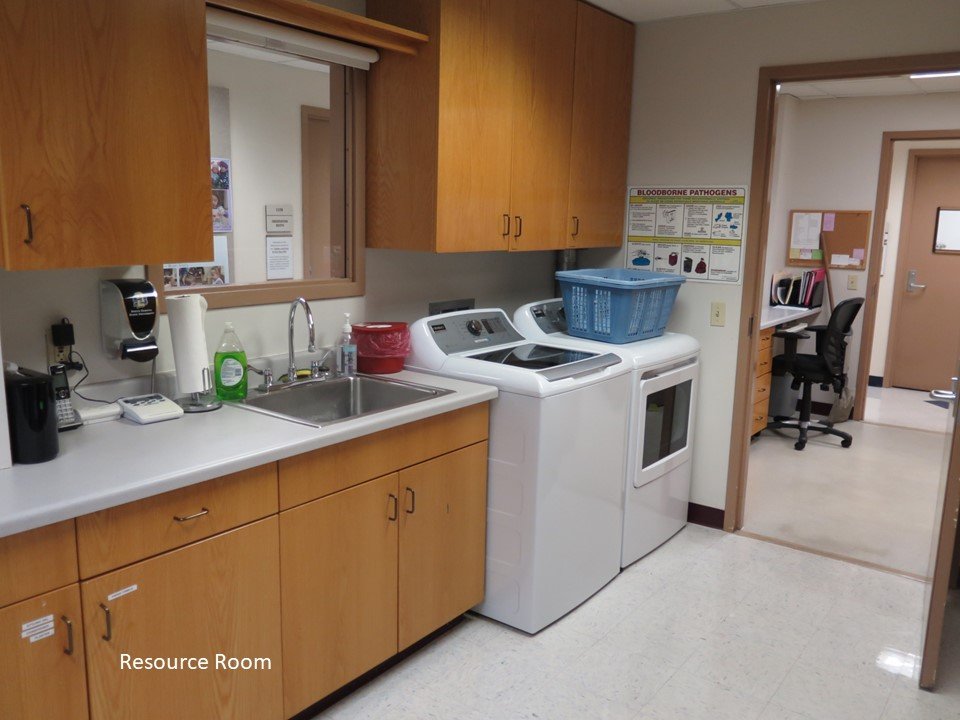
148, 66, 365, 311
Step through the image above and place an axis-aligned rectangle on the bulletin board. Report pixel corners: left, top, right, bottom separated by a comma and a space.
786, 209, 872, 270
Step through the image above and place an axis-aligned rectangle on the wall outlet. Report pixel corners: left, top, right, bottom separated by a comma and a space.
710, 301, 726, 327
45, 331, 69, 368
847, 274, 858, 291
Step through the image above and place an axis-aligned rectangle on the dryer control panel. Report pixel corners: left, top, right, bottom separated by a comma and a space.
528, 300, 567, 334
425, 310, 524, 354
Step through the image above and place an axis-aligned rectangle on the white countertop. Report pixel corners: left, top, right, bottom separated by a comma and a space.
759, 305, 824, 330
0, 371, 497, 539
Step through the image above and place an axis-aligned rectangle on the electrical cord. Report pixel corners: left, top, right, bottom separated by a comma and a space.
68, 349, 115, 404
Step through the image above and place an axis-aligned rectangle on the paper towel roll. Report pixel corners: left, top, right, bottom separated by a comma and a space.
167, 295, 210, 396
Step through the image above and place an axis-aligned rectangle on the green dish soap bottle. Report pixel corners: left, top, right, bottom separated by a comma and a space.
214, 322, 248, 401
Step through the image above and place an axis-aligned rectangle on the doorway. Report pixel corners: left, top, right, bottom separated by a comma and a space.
724, 50, 960, 690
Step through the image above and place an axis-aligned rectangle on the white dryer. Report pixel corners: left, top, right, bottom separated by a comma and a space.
407, 309, 632, 634
515, 299, 700, 568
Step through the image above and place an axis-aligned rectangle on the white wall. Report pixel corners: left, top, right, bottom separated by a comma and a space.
585, 0, 960, 510
760, 92, 960, 402
871, 139, 960, 377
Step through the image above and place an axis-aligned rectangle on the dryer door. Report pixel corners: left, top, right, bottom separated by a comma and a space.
634, 358, 699, 488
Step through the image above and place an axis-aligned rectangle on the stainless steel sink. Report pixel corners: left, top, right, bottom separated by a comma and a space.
238, 375, 452, 427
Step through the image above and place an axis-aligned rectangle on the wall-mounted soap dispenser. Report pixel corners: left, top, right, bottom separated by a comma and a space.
100, 280, 160, 362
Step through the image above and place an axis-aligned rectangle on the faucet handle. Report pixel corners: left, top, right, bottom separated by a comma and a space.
310, 360, 323, 379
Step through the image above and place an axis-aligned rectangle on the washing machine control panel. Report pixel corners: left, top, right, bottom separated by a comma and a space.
426, 310, 524, 354
529, 300, 567, 334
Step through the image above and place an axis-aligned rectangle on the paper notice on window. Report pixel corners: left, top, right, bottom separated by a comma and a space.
266, 235, 293, 281
791, 212, 822, 250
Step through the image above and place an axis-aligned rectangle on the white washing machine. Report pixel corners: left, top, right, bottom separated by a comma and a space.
407, 309, 632, 634
514, 299, 700, 568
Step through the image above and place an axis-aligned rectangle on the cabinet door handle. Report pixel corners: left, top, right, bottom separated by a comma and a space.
514, 216, 522, 238
572, 216, 580, 237
61, 615, 74, 655
404, 487, 416, 514
20, 204, 33, 244
502, 213, 510, 237
387, 493, 398, 521
100, 603, 112, 642
174, 507, 209, 522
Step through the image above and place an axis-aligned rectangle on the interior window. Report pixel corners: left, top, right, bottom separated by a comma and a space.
149, 38, 364, 308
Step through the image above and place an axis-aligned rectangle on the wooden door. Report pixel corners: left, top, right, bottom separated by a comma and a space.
279, 473, 399, 716
508, 0, 577, 252
889, 151, 960, 390
398, 441, 487, 650
435, 0, 516, 252
920, 358, 960, 688
0, 0, 212, 270
0, 585, 88, 720
566, 2, 634, 249
81, 518, 283, 720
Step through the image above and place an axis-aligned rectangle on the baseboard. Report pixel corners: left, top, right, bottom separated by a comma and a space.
869, 375, 883, 387
687, 502, 724, 529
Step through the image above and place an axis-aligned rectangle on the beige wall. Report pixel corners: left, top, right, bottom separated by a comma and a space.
585, 0, 960, 509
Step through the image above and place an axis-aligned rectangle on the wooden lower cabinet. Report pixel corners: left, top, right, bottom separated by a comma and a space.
80, 517, 283, 720
0, 584, 88, 720
280, 473, 399, 717
398, 441, 488, 649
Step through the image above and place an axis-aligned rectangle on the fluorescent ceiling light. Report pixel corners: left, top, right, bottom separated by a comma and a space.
909, 70, 960, 79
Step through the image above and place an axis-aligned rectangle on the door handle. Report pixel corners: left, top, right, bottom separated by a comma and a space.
61, 615, 74, 656
100, 603, 112, 641
906, 269, 926, 292
930, 376, 959, 402
514, 216, 522, 238
502, 214, 510, 237
404, 487, 416, 514
571, 216, 580, 237
387, 493, 398, 521
173, 508, 209, 522
20, 204, 33, 244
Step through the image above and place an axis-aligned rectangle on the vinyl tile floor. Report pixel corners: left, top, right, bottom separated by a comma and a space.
311, 526, 960, 720
864, 386, 952, 434
744, 420, 947, 577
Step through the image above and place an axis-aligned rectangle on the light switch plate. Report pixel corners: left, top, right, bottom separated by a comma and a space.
847, 274, 858, 291
710, 301, 725, 327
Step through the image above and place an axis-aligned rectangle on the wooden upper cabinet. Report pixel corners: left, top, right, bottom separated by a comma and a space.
566, 3, 634, 249
508, 0, 577, 252
367, 0, 631, 254
0, 0, 212, 270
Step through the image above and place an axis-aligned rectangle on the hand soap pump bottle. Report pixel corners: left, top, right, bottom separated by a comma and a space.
214, 322, 248, 400
338, 313, 357, 378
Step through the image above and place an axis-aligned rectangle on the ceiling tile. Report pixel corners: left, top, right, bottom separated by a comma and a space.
909, 75, 960, 94
779, 82, 831, 98
589, 0, 735, 23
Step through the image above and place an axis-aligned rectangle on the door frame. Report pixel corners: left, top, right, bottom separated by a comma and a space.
881, 148, 960, 392
724, 51, 960, 532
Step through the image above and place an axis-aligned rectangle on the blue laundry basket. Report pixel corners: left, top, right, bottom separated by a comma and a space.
556, 268, 685, 343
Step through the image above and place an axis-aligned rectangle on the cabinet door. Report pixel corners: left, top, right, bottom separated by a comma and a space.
81, 518, 283, 720
0, 0, 211, 269
566, 3, 634, 249
399, 441, 487, 650
0, 585, 88, 720
279, 473, 399, 717
435, 0, 516, 252
509, 0, 578, 252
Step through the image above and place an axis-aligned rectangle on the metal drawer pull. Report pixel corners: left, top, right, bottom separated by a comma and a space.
20, 204, 33, 244
174, 507, 209, 522
387, 494, 398, 521
502, 213, 510, 236
572, 216, 580, 237
100, 604, 111, 641
61, 615, 74, 655
404, 487, 416, 514
514, 216, 522, 238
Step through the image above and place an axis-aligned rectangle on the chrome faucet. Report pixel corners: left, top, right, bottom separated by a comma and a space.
288, 298, 316, 382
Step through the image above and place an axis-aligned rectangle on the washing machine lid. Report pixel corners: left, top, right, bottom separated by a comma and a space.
407, 309, 628, 397
514, 299, 701, 369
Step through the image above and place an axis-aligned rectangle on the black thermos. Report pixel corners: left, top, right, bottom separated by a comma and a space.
4, 367, 59, 464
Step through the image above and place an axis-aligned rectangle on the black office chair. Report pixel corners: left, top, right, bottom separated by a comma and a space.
767, 297, 865, 451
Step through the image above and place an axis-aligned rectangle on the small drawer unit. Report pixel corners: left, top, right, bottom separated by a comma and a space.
751, 327, 775, 436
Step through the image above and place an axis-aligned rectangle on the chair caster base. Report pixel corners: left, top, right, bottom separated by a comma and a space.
841, 438, 852, 448
795, 440, 806, 451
